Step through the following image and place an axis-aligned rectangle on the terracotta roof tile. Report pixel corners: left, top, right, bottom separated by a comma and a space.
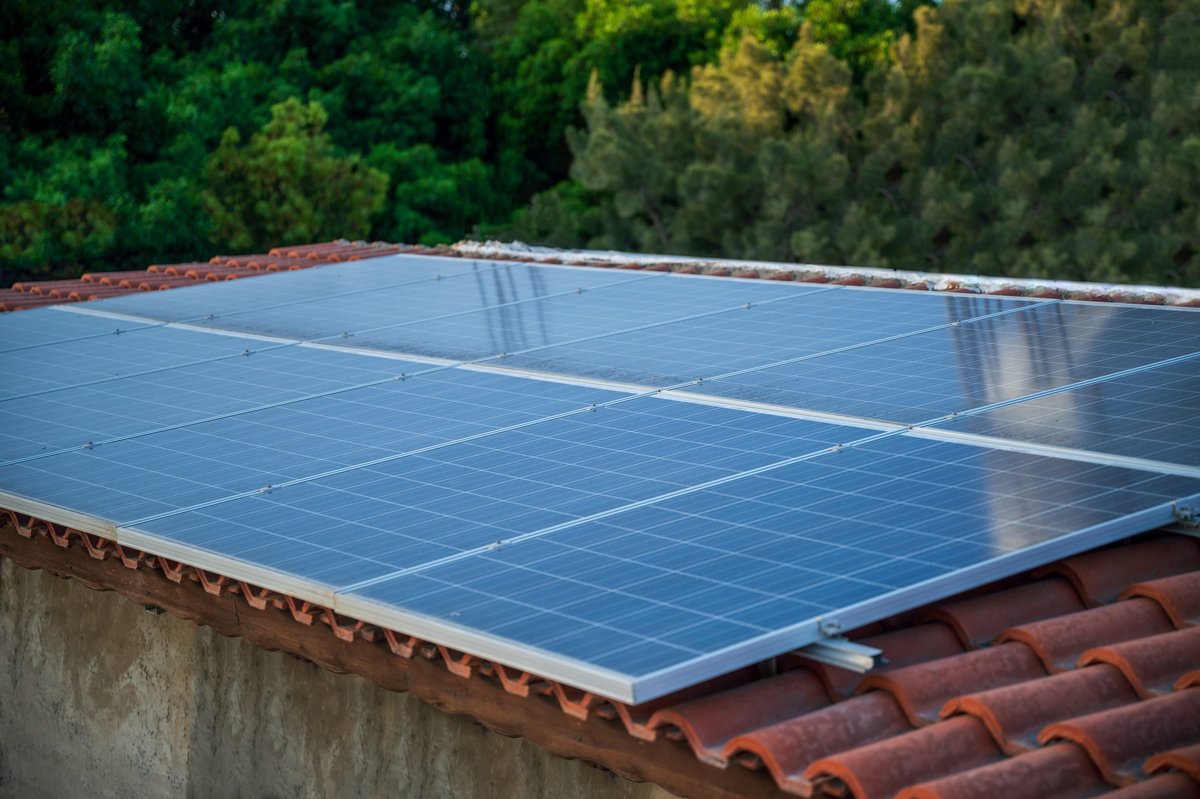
998, 598, 1176, 672
1039, 689, 1200, 785
923, 577, 1085, 649
896, 743, 1109, 799
0, 289, 68, 311
943, 664, 1138, 753
1040, 539, 1200, 606
858, 642, 1046, 726
1146, 743, 1200, 784
1100, 774, 1200, 798
648, 668, 831, 766
723, 691, 912, 796
1123, 573, 1200, 628
806, 716, 1002, 799
1080, 628, 1200, 698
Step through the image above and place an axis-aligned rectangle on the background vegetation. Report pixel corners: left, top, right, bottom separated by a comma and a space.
3, 0, 1197, 286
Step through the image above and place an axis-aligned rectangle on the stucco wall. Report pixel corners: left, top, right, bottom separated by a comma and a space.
0, 557, 676, 799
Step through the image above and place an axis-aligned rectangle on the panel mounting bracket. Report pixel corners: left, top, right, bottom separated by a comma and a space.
796, 621, 884, 673
1168, 503, 1199, 538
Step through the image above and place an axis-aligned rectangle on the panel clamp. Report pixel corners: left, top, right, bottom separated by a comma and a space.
795, 620, 884, 673
1169, 503, 1199, 537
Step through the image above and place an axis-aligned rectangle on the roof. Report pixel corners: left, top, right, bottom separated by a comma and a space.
3, 241, 1199, 798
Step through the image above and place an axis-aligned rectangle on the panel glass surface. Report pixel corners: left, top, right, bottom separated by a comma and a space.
503, 290, 1038, 385
0, 306, 161, 352
931, 356, 1200, 469
0, 345, 433, 462
121, 398, 857, 586
693, 302, 1200, 423
328, 275, 821, 361
349, 434, 1200, 685
0, 322, 280, 400
0, 367, 623, 523
88, 255, 502, 323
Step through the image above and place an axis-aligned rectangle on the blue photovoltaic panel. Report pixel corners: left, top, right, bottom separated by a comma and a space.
118, 398, 856, 586
0, 321, 283, 401
345, 433, 1200, 694
88, 255, 505, 323
503, 290, 1040, 386
0, 345, 432, 463
692, 302, 1200, 423
0, 367, 625, 523
0, 306, 162, 353
930, 355, 1200, 469
325, 275, 824, 361
2, 259, 1199, 705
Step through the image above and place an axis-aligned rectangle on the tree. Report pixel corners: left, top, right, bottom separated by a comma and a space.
203, 99, 388, 251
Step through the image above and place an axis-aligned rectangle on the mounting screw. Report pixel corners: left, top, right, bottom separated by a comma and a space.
818, 619, 842, 637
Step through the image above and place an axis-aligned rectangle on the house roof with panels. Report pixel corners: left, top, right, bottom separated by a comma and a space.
2, 241, 1198, 799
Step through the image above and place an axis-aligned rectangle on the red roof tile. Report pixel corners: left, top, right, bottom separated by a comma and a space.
923, 577, 1086, 649
944, 664, 1138, 754
1080, 628, 1200, 698
806, 716, 1002, 799
1103, 774, 1200, 798
897, 743, 1109, 799
1039, 689, 1200, 785
648, 667, 831, 766
859, 642, 1046, 726
998, 598, 1176, 672
1039, 538, 1200, 606
1147, 743, 1200, 785
1124, 573, 1200, 628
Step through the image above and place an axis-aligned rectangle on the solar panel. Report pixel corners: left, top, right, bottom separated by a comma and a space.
689, 301, 1200, 424
928, 354, 1200, 471
2, 258, 1198, 705
340, 431, 1199, 701
503, 291, 1041, 385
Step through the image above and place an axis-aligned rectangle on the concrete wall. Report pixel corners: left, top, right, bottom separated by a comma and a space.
0, 557, 676, 799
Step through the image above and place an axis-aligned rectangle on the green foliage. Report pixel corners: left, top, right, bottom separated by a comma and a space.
7, 0, 1191, 288
528, 0, 1200, 286
203, 98, 388, 251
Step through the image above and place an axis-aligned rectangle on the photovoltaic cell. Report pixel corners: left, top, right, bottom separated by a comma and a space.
0, 367, 626, 523
0, 345, 431, 462
117, 398, 857, 584
0, 306, 161, 353
503, 291, 1039, 386
930, 355, 1200, 469
0, 322, 282, 401
693, 302, 1200, 423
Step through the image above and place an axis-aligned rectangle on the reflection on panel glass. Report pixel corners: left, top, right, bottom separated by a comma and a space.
323, 273, 815, 361
934, 356, 1200, 468
349, 434, 1200, 683
88, 255, 503, 323
504, 291, 1037, 386
695, 302, 1200, 423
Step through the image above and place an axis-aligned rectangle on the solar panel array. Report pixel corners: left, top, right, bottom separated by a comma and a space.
2, 254, 1198, 703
